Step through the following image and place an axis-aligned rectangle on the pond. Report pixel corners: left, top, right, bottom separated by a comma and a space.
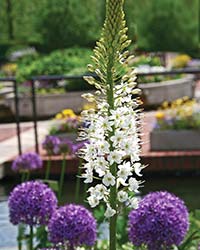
0, 172, 199, 248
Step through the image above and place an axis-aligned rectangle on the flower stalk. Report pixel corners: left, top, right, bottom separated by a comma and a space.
45, 155, 51, 180
29, 225, 33, 250
75, 159, 82, 203
58, 153, 67, 202
17, 223, 24, 250
80, 0, 143, 250
106, 35, 117, 250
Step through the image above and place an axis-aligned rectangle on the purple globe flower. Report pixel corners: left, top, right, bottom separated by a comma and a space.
58, 138, 73, 154
71, 141, 89, 155
42, 135, 61, 155
39, 248, 59, 250
128, 191, 189, 250
12, 152, 42, 172
8, 181, 57, 226
48, 204, 97, 248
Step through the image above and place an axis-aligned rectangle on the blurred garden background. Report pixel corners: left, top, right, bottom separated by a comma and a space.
0, 0, 200, 249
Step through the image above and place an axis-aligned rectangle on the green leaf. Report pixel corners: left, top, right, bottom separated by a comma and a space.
178, 231, 200, 250
40, 179, 59, 192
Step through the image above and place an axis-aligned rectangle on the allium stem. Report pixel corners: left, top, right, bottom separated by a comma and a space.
21, 171, 30, 182
45, 155, 51, 180
75, 159, 82, 203
83, 182, 88, 203
29, 225, 33, 250
26, 171, 30, 181
17, 224, 24, 250
17, 227, 22, 250
21, 172, 26, 183
58, 153, 66, 202
68, 243, 75, 250
18, 240, 22, 250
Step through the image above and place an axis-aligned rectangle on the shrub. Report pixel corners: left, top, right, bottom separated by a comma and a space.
16, 47, 92, 83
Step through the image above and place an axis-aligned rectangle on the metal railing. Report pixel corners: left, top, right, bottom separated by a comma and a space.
0, 67, 200, 156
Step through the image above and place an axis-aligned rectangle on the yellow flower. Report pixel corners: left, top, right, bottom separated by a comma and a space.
162, 101, 168, 109
175, 98, 183, 106
55, 113, 63, 120
1, 63, 17, 76
155, 111, 165, 120
182, 96, 189, 102
82, 102, 97, 111
172, 54, 191, 68
62, 109, 76, 118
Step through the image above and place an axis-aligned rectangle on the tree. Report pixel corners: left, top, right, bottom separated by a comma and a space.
35, 0, 102, 51
134, 0, 198, 53
6, 0, 14, 40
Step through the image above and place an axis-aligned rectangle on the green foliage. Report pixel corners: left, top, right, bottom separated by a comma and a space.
0, 42, 12, 62
36, 0, 102, 52
138, 74, 182, 84
131, 55, 161, 67
178, 210, 200, 250
0, 0, 198, 54
16, 47, 92, 82
35, 226, 49, 249
0, 0, 102, 52
93, 207, 200, 250
94, 205, 130, 247
134, 0, 199, 53
64, 67, 95, 91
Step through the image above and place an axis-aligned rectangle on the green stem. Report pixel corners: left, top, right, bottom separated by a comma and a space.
21, 172, 26, 183
58, 153, 66, 202
18, 239, 22, 250
37, 225, 48, 248
26, 171, 30, 181
17, 224, 23, 250
45, 156, 51, 180
18, 237, 22, 250
108, 134, 117, 250
68, 243, 75, 250
83, 182, 88, 204
29, 225, 33, 250
106, 25, 117, 250
75, 159, 82, 203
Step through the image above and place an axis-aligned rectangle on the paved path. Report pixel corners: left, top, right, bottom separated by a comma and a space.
0, 121, 52, 165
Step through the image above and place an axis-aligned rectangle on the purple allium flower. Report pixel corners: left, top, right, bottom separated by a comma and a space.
8, 181, 57, 226
48, 204, 97, 248
66, 117, 80, 130
12, 152, 42, 172
42, 135, 61, 155
71, 141, 88, 155
128, 191, 189, 250
39, 248, 59, 250
58, 138, 73, 154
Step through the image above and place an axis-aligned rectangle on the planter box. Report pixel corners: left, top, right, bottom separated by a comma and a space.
5, 90, 95, 117
139, 74, 195, 106
5, 74, 195, 116
150, 130, 200, 151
